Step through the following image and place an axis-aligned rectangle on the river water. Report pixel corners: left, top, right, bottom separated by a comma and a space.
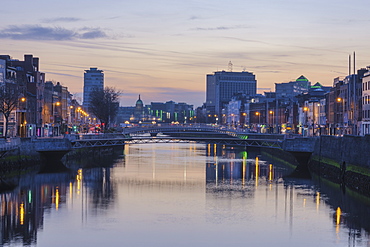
1, 143, 370, 247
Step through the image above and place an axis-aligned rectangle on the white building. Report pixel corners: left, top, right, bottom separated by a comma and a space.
83, 67, 104, 112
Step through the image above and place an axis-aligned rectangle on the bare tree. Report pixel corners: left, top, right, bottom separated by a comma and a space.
89, 87, 120, 131
0, 83, 21, 138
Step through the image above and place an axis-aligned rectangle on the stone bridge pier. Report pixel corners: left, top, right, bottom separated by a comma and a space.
282, 138, 318, 178
34, 139, 72, 172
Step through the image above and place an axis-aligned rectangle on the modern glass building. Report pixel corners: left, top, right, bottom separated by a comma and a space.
83, 67, 104, 112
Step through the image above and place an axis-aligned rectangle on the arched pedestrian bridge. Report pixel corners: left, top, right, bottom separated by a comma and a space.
34, 124, 316, 152
32, 124, 317, 176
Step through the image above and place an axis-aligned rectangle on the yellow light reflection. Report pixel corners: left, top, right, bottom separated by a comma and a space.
336, 207, 341, 225
316, 192, 320, 211
77, 169, 83, 194
55, 188, 59, 210
255, 157, 259, 187
268, 164, 273, 181
20, 203, 24, 225
303, 198, 306, 207
336, 207, 342, 234
208, 144, 211, 156
214, 144, 217, 156
70, 182, 73, 199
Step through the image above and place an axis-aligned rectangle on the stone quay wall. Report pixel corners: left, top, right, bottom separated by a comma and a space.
309, 135, 370, 196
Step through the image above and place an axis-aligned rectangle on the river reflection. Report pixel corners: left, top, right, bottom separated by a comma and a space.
0, 143, 369, 247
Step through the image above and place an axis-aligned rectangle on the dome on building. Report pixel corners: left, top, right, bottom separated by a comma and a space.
136, 95, 143, 106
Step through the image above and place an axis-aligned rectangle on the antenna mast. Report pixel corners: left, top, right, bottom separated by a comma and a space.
228, 61, 233, 72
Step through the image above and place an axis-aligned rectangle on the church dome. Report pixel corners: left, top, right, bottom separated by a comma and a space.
136, 95, 143, 106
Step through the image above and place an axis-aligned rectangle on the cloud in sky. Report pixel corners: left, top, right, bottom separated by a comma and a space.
0, 25, 108, 40
41, 17, 81, 23
191, 25, 250, 31
2, 0, 370, 107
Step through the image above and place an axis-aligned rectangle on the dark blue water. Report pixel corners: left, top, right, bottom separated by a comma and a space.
1, 143, 369, 246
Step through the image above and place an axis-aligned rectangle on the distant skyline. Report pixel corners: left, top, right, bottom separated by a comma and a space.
1, 0, 370, 107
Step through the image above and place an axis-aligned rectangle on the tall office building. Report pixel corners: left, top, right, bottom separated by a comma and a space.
83, 67, 104, 111
206, 71, 257, 116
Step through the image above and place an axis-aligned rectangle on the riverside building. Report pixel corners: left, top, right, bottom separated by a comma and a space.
83, 67, 104, 112
206, 70, 257, 118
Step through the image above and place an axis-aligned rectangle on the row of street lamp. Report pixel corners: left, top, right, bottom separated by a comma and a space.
14, 96, 95, 137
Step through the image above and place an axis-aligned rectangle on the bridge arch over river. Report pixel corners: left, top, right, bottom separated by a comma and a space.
31, 124, 316, 176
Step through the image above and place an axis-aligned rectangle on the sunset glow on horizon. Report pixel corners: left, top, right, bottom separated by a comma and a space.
2, 0, 369, 107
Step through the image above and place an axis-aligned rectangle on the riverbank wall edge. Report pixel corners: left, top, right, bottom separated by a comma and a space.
309, 135, 370, 196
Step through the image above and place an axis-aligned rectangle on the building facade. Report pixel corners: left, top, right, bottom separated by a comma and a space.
361, 69, 370, 134
206, 71, 257, 117
83, 68, 104, 112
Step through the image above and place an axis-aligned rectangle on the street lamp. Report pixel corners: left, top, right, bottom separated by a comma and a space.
18, 97, 27, 137
52, 101, 61, 136
255, 112, 260, 132
230, 113, 235, 127
303, 107, 308, 136
242, 112, 247, 128
269, 110, 274, 133
317, 103, 321, 135
337, 97, 344, 135
255, 112, 260, 123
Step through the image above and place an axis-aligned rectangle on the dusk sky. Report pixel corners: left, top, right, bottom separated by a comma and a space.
1, 0, 369, 107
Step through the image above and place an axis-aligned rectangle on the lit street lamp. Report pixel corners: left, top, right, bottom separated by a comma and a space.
18, 97, 27, 137
255, 111, 260, 124
303, 107, 308, 136
337, 97, 344, 135
269, 110, 274, 133
255, 112, 260, 132
52, 101, 61, 136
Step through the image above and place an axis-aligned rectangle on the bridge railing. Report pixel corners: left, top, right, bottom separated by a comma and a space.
65, 133, 128, 141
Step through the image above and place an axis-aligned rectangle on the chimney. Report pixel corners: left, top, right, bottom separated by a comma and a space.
349, 54, 351, 76
353, 51, 356, 75
33, 57, 39, 71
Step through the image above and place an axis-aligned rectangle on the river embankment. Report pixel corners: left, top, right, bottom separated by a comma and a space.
309, 135, 370, 196
0, 137, 124, 188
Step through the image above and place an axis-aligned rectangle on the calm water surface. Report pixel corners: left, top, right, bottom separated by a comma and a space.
2, 143, 370, 247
